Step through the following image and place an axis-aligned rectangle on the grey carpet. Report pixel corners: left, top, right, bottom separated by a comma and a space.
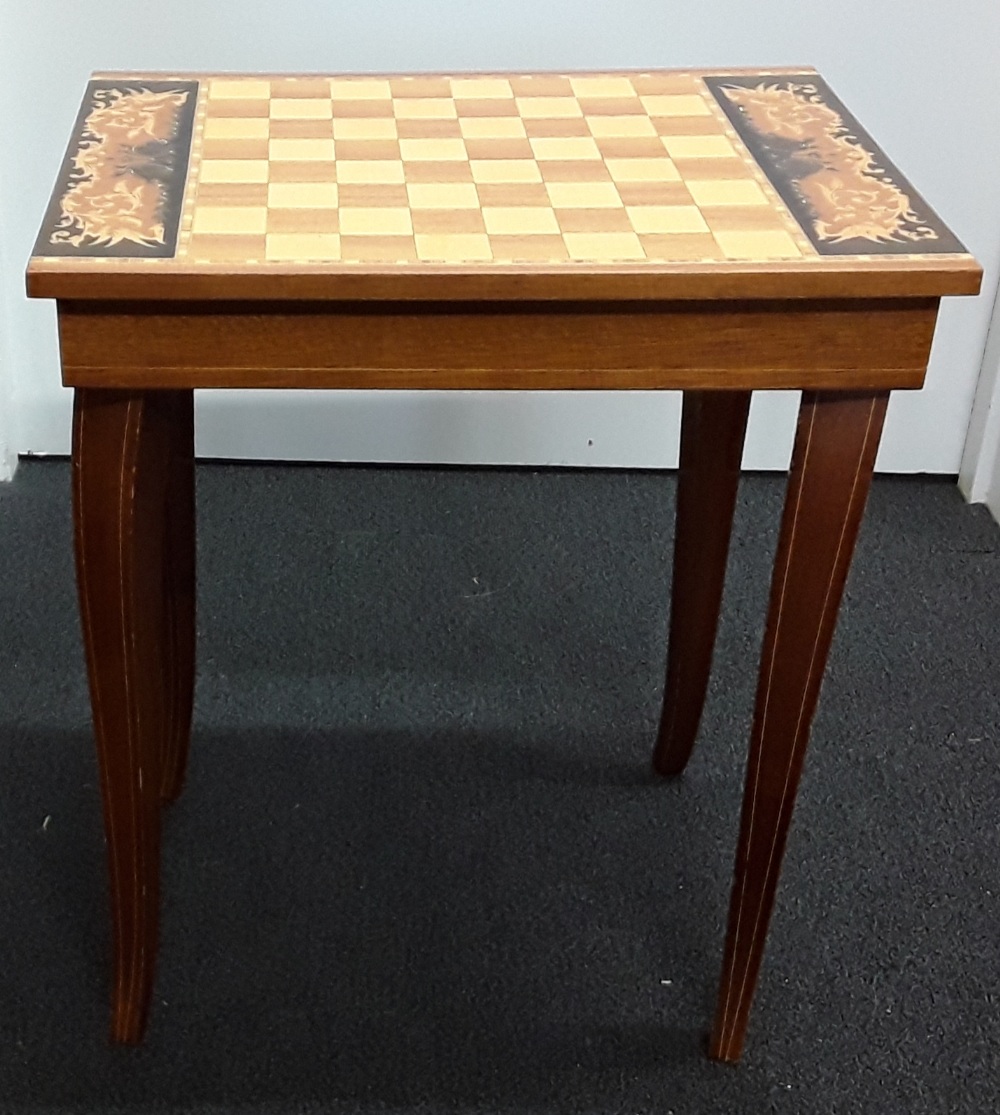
0, 459, 998, 1114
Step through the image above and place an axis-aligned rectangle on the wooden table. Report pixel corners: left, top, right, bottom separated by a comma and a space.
28, 67, 980, 1062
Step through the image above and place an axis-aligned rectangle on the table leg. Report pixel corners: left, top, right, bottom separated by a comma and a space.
72, 387, 191, 1043
709, 390, 888, 1063
652, 390, 751, 777
160, 390, 196, 802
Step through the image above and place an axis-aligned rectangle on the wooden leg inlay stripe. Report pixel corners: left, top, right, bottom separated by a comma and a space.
710, 390, 888, 1062
73, 388, 185, 1043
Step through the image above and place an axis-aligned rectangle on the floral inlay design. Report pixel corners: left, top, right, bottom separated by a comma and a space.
37, 81, 198, 257
705, 74, 964, 256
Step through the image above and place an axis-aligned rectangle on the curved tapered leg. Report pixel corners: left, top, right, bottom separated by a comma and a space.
710, 390, 888, 1063
160, 390, 195, 802
652, 390, 751, 777
73, 387, 183, 1043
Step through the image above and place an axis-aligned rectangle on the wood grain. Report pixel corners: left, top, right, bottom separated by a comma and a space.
653, 390, 751, 776
29, 256, 981, 303
709, 390, 889, 1063
73, 388, 187, 1041
159, 390, 196, 802
57, 298, 940, 390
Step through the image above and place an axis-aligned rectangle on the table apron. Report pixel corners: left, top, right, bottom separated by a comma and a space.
57, 298, 938, 391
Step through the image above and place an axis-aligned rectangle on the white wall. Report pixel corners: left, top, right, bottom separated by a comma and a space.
960, 276, 1000, 521
4, 0, 999, 473
988, 442, 1000, 524
0, 171, 16, 481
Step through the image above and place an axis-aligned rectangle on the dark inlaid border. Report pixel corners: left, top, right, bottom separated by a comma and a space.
704, 74, 965, 256
33, 80, 198, 258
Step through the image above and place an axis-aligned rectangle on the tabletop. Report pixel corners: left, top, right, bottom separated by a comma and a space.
27, 68, 979, 302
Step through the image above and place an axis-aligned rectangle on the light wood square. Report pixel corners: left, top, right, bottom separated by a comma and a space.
545, 181, 621, 208
269, 119, 333, 140
265, 233, 341, 261
339, 207, 414, 236
415, 233, 493, 261
336, 160, 406, 184
686, 179, 769, 207
459, 117, 527, 140
329, 79, 393, 100
340, 235, 417, 262
562, 232, 645, 260
399, 138, 468, 161
269, 138, 336, 162
393, 98, 458, 120
268, 161, 338, 182
515, 97, 583, 119
489, 235, 569, 261
626, 205, 709, 234
450, 78, 515, 99
482, 207, 560, 235
569, 76, 638, 98
333, 118, 398, 140
270, 98, 333, 120
470, 160, 543, 184
192, 207, 268, 235
713, 230, 802, 260
662, 135, 738, 160
638, 233, 723, 261
641, 94, 712, 117
524, 117, 592, 139
210, 79, 270, 100
204, 117, 270, 141
267, 182, 339, 209
538, 161, 613, 183
529, 137, 601, 161
605, 158, 681, 183
407, 182, 480, 209
587, 116, 658, 139
199, 160, 269, 185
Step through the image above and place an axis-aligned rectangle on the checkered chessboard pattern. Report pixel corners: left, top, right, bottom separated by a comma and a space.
181, 73, 813, 267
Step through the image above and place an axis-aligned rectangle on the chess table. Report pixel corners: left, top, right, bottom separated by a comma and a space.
27, 68, 980, 1062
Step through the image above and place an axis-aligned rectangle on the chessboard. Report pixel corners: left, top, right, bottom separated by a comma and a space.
181, 71, 811, 267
